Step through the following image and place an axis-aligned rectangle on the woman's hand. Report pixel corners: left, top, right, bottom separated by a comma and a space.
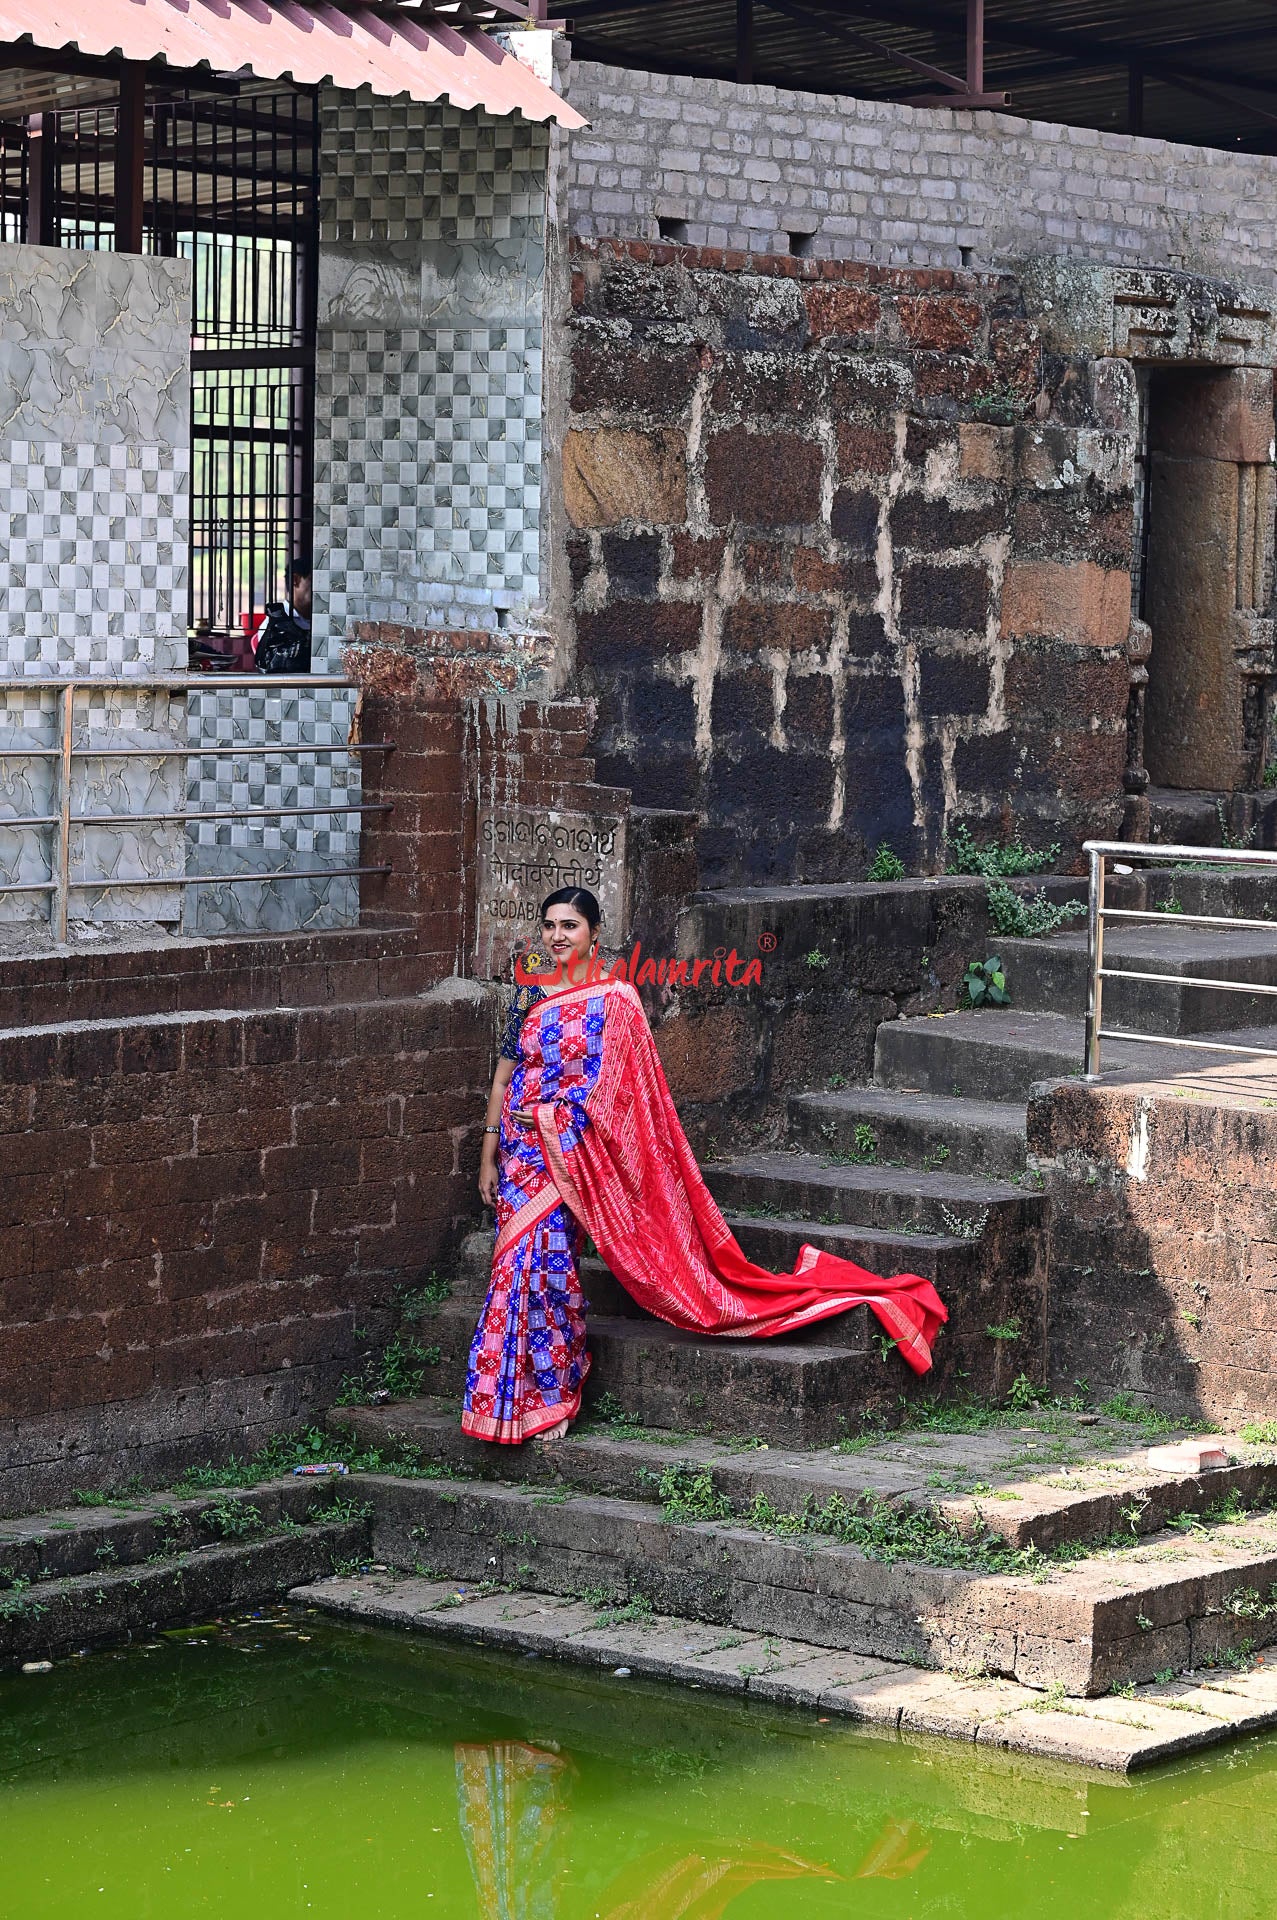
478, 1144, 500, 1210
509, 1107, 536, 1127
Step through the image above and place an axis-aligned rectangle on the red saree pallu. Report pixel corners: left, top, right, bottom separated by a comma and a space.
463, 975, 946, 1445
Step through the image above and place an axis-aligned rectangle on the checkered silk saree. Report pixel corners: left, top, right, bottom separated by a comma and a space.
462, 976, 946, 1444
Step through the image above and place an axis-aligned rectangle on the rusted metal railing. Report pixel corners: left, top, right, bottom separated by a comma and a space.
0, 675, 392, 939
1083, 839, 1277, 1079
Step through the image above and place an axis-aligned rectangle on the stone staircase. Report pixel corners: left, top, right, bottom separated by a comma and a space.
299, 860, 1277, 1731
316, 1398, 1277, 1704
425, 1140, 1046, 1443
0, 1480, 365, 1664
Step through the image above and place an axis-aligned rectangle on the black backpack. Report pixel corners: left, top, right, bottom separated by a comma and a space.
255, 603, 312, 675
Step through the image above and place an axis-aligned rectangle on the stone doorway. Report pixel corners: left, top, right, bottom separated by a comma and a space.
1142, 365, 1276, 791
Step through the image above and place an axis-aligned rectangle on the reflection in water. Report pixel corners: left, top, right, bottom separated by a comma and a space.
597, 1843, 841, 1920
456, 1737, 840, 1920
854, 1817, 931, 1881
455, 1742, 572, 1920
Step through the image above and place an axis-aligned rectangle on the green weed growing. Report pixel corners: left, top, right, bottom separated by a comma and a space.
867, 844, 906, 882
986, 882, 1086, 940
947, 824, 1058, 879
656, 1464, 732, 1524
198, 1495, 267, 1541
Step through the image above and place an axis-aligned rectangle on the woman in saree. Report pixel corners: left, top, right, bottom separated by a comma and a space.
463, 888, 946, 1445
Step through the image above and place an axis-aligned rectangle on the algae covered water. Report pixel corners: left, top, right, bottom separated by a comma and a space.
0, 1609, 1273, 1920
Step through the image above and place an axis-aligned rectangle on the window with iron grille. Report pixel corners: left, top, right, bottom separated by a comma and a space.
18, 88, 319, 635
0, 119, 26, 241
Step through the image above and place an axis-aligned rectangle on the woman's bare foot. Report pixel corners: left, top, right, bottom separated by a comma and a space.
541, 1418, 570, 1442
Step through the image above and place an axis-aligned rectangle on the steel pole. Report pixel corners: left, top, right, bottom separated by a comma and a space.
54, 684, 73, 943
1083, 845, 1105, 1079
966, 0, 985, 96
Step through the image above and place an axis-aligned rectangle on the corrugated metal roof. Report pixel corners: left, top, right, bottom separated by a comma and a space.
0, 0, 585, 126
567, 0, 1277, 152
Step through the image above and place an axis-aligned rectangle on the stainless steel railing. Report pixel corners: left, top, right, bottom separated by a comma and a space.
1083, 838, 1277, 1078
0, 675, 393, 940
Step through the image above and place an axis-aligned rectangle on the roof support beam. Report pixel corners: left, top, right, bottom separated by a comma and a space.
760, 0, 975, 95
966, 0, 983, 94
565, 0, 1277, 102
25, 112, 56, 246
736, 0, 754, 82
114, 59, 145, 254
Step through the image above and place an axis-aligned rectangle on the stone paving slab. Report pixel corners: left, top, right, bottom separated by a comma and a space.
290, 1573, 1277, 1772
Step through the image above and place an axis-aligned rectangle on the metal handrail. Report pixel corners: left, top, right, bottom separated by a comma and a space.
1083, 839, 1277, 1078
0, 675, 392, 939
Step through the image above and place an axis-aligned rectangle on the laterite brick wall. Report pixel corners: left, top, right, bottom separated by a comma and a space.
0, 987, 493, 1515
562, 239, 1131, 885
0, 670, 644, 1513
1031, 1078, 1277, 1423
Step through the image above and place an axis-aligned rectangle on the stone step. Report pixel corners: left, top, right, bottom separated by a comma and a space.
453, 1213, 1029, 1382
347, 1471, 1277, 1695
457, 1217, 1002, 1337
703, 1150, 1039, 1237
788, 1087, 1028, 1175
0, 1480, 339, 1583
1147, 787, 1277, 851
425, 1302, 919, 1444
329, 1398, 1277, 1556
293, 1569, 1277, 1771
874, 1010, 1111, 1100
455, 1228, 941, 1337
874, 1009, 1277, 1100
450, 1169, 1046, 1434
996, 925, 1277, 1035
0, 1488, 364, 1662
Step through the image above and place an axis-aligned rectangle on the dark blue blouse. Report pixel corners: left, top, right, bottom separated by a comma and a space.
499, 946, 553, 1061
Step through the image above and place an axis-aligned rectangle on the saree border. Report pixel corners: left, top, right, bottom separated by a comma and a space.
460, 1365, 589, 1444
492, 1182, 564, 1265
535, 1101, 589, 1221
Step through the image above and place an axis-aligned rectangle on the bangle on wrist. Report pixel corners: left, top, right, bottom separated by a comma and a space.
483, 1125, 500, 1135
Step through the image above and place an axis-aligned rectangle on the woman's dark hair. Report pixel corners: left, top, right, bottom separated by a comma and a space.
540, 887, 602, 930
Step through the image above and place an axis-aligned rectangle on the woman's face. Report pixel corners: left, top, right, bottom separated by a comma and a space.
541, 905, 596, 966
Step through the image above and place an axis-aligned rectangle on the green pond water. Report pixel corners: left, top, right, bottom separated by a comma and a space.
1, 1609, 1274, 1920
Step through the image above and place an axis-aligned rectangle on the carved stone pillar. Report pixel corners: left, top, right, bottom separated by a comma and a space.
1121, 615, 1153, 841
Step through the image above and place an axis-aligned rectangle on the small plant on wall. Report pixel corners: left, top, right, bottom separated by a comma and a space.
986, 882, 1085, 939
946, 823, 1059, 879
867, 843, 906, 881
961, 956, 1010, 1008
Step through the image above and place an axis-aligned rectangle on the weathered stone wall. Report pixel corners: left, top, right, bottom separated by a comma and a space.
0, 982, 493, 1513
566, 58, 1277, 285
1029, 1074, 1277, 1423
563, 238, 1132, 885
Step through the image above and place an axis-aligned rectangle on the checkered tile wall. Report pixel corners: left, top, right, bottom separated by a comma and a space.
0, 440, 188, 671
320, 93, 548, 248
184, 684, 361, 935
313, 90, 549, 642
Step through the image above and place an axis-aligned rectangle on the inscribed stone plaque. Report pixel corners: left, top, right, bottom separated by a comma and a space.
475, 807, 627, 980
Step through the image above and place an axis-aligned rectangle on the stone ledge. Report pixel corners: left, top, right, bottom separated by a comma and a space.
343, 626, 556, 701
291, 1571, 1277, 1772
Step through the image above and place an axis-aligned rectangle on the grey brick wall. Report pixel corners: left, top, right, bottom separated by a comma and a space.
566, 59, 1277, 285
